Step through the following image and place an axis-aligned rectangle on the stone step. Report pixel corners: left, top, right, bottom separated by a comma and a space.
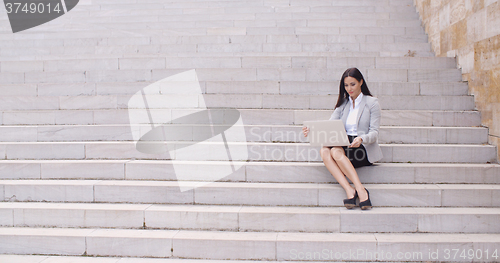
2, 68, 461, 84
0, 81, 468, 97
0, 11, 421, 23
0, 51, 435, 62
71, 0, 413, 9
1, 202, 499, 233
114, 18, 423, 29
0, 44, 432, 60
0, 255, 328, 263
78, 3, 418, 12
0, 125, 488, 144
0, 17, 426, 30
0, 10, 417, 22
1, 227, 498, 261
51, 1, 415, 9
3, 8, 422, 22
0, 24, 427, 39
0, 141, 495, 163
75, 8, 419, 20
202, 94, 474, 110
14, 4, 420, 16
0, 161, 499, 184
100, 0, 414, 7
166, 68, 458, 82
2, 180, 500, 207
0, 109, 481, 127
0, 34, 429, 50
0, 24, 426, 39
0, 56, 456, 72
0, 21, 426, 35
274, 81, 467, 96
0, 9, 421, 19
25, 23, 425, 38
311, 5, 418, 14
0, 94, 475, 111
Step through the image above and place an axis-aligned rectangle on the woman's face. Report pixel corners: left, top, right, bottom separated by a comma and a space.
344, 76, 363, 100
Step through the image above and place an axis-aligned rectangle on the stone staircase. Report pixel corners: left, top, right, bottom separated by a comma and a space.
0, 0, 499, 262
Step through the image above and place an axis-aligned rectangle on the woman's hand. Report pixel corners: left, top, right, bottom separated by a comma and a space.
348, 136, 363, 148
302, 126, 309, 137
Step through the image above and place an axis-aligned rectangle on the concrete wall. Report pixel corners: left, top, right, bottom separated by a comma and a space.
414, 0, 500, 162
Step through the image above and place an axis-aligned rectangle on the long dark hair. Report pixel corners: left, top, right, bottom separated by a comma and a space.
334, 67, 373, 109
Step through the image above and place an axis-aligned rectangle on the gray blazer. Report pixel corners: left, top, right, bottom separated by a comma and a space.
329, 94, 383, 163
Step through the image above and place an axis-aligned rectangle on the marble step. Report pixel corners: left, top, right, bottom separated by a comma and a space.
0, 56, 456, 72
20, 23, 426, 37
0, 0, 413, 7
0, 15, 424, 26
89, 0, 415, 7
0, 109, 482, 127
1, 161, 498, 184
70, 19, 424, 31
0, 81, 468, 97
0, 44, 432, 60
0, 125, 488, 144
2, 180, 500, 207
4, 4, 421, 17
0, 5, 421, 17
0, 11, 421, 23
0, 51, 435, 62
1, 68, 461, 84
0, 94, 475, 111
71, 1, 416, 10
1, 203, 499, 233
70, 8, 420, 20
0, 24, 426, 38
74, 2, 419, 12
0, 18, 426, 30
203, 94, 474, 110
0, 34, 429, 49
0, 141, 495, 163
1, 227, 498, 261
81, 0, 413, 10
0, 254, 417, 263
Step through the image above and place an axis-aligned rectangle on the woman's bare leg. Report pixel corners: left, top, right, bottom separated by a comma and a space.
330, 146, 368, 201
320, 147, 356, 199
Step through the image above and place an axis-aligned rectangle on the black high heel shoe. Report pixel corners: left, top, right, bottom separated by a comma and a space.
343, 189, 358, 209
359, 188, 372, 210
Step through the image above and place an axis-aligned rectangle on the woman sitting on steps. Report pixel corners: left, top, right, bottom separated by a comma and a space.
302, 67, 383, 210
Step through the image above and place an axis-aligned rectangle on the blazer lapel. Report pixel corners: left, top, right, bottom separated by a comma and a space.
341, 99, 349, 126
356, 94, 366, 125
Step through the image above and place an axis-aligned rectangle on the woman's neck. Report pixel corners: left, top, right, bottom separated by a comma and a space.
350, 92, 361, 108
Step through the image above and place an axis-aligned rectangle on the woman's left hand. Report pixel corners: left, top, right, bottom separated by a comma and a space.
348, 137, 363, 148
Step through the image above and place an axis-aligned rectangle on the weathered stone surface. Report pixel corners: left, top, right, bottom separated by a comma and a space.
415, 0, 500, 162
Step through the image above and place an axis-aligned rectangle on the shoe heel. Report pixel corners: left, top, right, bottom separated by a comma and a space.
343, 190, 358, 209
359, 188, 372, 210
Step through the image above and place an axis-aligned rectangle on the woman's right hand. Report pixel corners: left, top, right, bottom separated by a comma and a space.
302, 126, 309, 137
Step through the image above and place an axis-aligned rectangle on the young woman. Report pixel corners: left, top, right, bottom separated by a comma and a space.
302, 67, 383, 210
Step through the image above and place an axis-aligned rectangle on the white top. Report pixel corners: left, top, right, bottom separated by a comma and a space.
345, 92, 364, 136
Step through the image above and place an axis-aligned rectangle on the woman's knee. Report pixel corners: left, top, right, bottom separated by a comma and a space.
320, 147, 332, 159
330, 146, 345, 161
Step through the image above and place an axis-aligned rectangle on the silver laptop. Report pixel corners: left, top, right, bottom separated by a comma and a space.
303, 120, 350, 147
